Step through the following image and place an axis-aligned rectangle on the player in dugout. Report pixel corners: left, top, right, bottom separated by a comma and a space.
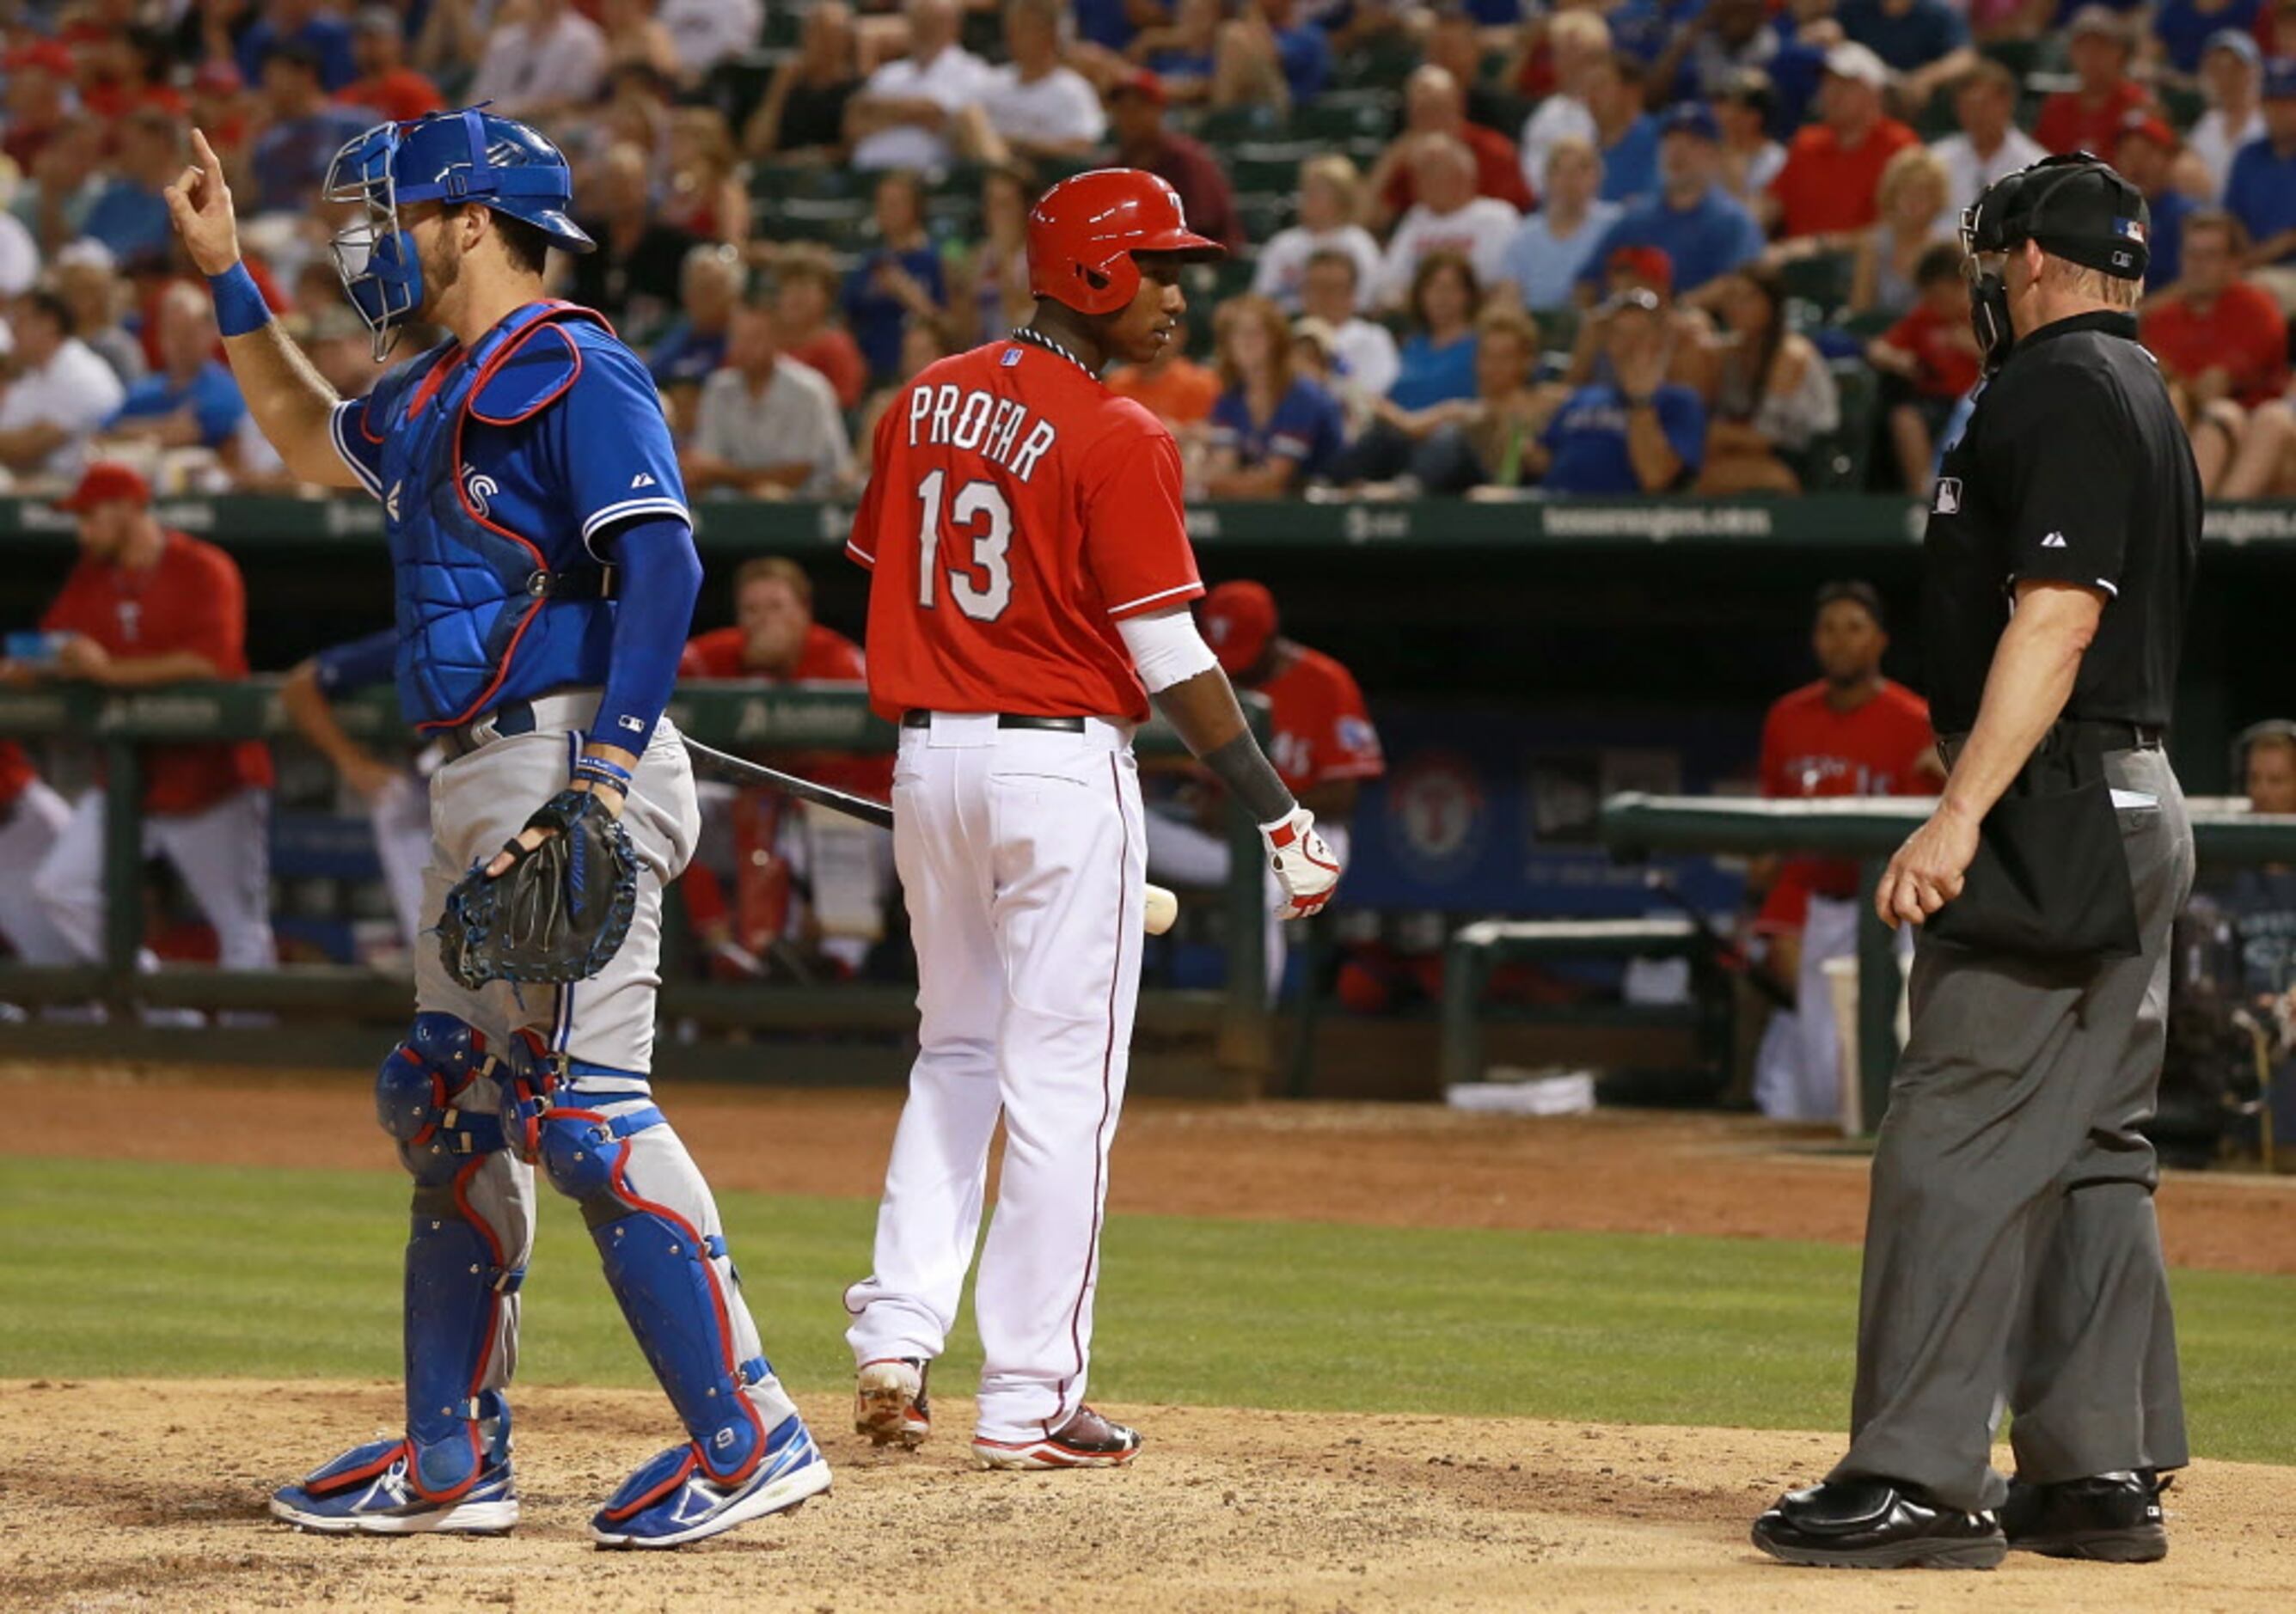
677, 557, 892, 978
1145, 579, 1382, 991
3, 462, 279, 991
1747, 580, 1939, 1123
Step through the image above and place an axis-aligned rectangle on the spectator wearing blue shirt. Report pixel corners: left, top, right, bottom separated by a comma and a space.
1578, 105, 1766, 300
247, 45, 371, 216
1836, 0, 1977, 112
2156, 0, 2264, 74
1211, 0, 1334, 107
236, 0, 360, 92
651, 243, 748, 438
1387, 251, 1484, 411
1533, 289, 1705, 493
77, 111, 179, 272
2225, 61, 2296, 266
1203, 295, 1350, 494
1502, 137, 1627, 309
842, 169, 950, 382
107, 283, 248, 452
1591, 54, 1663, 205
2115, 114, 2198, 288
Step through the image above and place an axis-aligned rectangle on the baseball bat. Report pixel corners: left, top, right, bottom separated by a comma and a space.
681, 738, 1180, 933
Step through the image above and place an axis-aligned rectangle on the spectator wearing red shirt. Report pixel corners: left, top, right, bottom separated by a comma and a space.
24, 464, 277, 976
2036, 9, 2154, 156
678, 557, 890, 976
1, 40, 76, 173
1766, 43, 1920, 240
1107, 71, 1245, 250
771, 246, 870, 411
338, 7, 445, 124
2144, 210, 2287, 493
1750, 581, 1940, 1122
1369, 64, 1536, 229
1144, 579, 1383, 989
1868, 241, 1983, 492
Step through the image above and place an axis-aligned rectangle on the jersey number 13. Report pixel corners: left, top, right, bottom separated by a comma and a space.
914, 470, 1013, 622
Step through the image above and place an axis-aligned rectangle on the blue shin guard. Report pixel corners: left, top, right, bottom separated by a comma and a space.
536, 1068, 782, 1488
373, 1013, 530, 1501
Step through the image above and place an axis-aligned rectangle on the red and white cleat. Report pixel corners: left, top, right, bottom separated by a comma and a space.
972, 1407, 1142, 1470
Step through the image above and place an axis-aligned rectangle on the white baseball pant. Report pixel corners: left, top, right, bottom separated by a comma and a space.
368, 772, 434, 950
845, 712, 1145, 1444
0, 779, 76, 964
33, 786, 278, 971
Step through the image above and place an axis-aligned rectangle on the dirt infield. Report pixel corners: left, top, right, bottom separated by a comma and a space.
3, 1378, 2291, 1614
6, 1064, 2293, 1611
3, 1061, 2291, 1273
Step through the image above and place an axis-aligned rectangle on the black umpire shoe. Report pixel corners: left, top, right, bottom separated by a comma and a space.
2000, 1470, 2169, 1562
1751, 1479, 2007, 1570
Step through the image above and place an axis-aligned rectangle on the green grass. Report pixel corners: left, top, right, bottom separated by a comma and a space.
3, 1156, 2291, 1464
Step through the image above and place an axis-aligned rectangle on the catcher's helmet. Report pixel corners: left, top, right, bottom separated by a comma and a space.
324, 107, 596, 358
1026, 168, 1224, 317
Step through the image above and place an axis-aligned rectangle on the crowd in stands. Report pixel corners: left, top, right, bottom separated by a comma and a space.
9, 0, 2296, 501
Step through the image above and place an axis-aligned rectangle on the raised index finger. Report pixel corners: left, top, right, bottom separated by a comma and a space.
191, 128, 224, 182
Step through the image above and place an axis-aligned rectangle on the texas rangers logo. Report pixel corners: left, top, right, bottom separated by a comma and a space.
464, 467, 499, 518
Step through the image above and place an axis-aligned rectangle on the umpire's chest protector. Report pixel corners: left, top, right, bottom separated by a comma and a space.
379, 300, 617, 728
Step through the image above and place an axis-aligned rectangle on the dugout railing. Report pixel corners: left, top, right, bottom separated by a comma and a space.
0, 682, 1276, 1081
1586, 793, 2296, 1130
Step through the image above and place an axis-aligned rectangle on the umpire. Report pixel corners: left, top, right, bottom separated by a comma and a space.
1754, 153, 2201, 1570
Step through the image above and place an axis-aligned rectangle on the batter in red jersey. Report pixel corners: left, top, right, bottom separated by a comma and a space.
1147, 579, 1383, 990
14, 462, 277, 978
1750, 581, 1940, 1122
680, 557, 891, 975
842, 169, 1342, 1470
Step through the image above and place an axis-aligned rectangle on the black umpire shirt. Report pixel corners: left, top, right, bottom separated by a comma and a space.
1922, 309, 2201, 737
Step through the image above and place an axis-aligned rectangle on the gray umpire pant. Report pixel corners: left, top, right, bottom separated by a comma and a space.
1830, 744, 2193, 1513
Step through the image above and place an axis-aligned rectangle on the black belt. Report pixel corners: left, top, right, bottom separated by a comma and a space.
524, 566, 615, 601
902, 710, 1085, 732
1938, 718, 2164, 768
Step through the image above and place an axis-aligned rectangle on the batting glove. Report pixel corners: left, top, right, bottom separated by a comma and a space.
1260, 806, 1341, 921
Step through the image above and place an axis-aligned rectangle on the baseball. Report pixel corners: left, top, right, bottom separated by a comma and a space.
1143, 883, 1179, 935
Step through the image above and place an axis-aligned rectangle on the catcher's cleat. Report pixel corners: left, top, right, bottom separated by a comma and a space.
973, 1407, 1142, 1471
854, 1357, 932, 1447
270, 1434, 518, 1536
589, 1411, 831, 1550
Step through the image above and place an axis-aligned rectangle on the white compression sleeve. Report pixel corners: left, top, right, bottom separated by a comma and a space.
1117, 605, 1220, 694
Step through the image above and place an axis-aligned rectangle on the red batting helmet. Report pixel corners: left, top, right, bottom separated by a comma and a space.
1026, 168, 1225, 317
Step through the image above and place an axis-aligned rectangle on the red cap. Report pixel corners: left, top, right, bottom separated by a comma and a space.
2117, 111, 2179, 151
191, 59, 245, 94
55, 462, 152, 513
3, 40, 74, 77
1199, 581, 1277, 676
1110, 69, 1168, 107
1608, 245, 1675, 296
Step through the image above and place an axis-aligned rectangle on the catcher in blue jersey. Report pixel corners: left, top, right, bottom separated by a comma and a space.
165, 111, 830, 1548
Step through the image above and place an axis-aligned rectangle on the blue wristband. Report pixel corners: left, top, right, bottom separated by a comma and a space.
207, 261, 272, 338
573, 755, 635, 792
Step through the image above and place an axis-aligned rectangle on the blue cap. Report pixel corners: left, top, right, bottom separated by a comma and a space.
2267, 55, 2296, 100
2205, 28, 2262, 69
1659, 101, 1721, 143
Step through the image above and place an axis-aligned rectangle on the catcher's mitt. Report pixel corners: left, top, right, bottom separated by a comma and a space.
438, 789, 639, 989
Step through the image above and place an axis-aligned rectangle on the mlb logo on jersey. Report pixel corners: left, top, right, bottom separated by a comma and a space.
1933, 477, 1961, 516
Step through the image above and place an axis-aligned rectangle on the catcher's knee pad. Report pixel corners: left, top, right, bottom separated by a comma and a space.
538, 1072, 773, 1484
378, 1014, 528, 1500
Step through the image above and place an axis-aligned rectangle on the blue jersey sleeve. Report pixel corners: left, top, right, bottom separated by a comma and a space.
541, 331, 691, 556
312, 627, 400, 694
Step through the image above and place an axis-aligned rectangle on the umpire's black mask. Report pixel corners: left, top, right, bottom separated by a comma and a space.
1961, 152, 2151, 375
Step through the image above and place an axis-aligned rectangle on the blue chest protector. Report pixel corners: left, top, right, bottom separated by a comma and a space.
377, 301, 620, 729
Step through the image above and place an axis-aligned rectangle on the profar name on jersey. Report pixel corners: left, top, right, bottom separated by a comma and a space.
907, 383, 1058, 484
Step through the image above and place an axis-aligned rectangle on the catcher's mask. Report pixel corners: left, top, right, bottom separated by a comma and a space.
324, 107, 596, 360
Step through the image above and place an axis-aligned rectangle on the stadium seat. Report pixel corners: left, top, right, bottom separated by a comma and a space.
1287, 97, 1395, 144
1234, 192, 1294, 243
1229, 141, 1322, 195
1189, 103, 1284, 146
1778, 250, 1853, 322
1803, 359, 1877, 492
